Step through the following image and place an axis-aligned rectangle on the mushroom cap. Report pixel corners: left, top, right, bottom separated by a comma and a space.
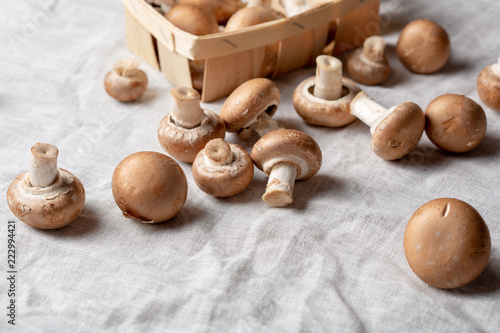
404, 198, 491, 289
477, 64, 500, 112
425, 94, 487, 153
220, 78, 280, 132
158, 109, 226, 163
396, 19, 450, 74
251, 129, 322, 180
178, 0, 243, 24
165, 4, 219, 36
7, 169, 85, 229
112, 151, 188, 223
346, 47, 390, 85
225, 6, 280, 32
370, 101, 425, 160
293, 76, 360, 127
192, 139, 254, 197
104, 67, 148, 102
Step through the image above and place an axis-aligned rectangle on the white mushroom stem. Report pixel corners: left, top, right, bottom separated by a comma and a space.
170, 87, 204, 129
263, 162, 298, 207
29, 143, 59, 188
313, 55, 343, 101
205, 139, 234, 165
350, 92, 395, 134
251, 112, 281, 137
363, 36, 386, 62
281, 0, 310, 16
114, 58, 141, 78
491, 57, 500, 77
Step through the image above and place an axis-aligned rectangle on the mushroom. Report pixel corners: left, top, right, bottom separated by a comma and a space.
158, 87, 226, 163
104, 58, 148, 102
225, 1, 281, 77
112, 151, 188, 223
477, 57, 500, 112
349, 92, 425, 160
146, 0, 175, 14
293, 55, 360, 127
425, 94, 487, 153
404, 198, 491, 289
192, 138, 254, 197
396, 19, 450, 74
220, 78, 281, 139
165, 4, 220, 90
6, 143, 85, 229
346, 35, 390, 85
177, 0, 244, 24
251, 129, 322, 207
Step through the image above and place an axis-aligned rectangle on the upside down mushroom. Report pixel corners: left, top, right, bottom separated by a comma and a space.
293, 55, 360, 127
346, 35, 390, 85
158, 87, 225, 163
7, 143, 85, 229
104, 58, 148, 102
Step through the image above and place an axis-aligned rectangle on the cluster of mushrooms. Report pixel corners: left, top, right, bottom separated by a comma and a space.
7, 10, 499, 291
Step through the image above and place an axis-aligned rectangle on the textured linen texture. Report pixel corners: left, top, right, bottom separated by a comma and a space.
1, 0, 500, 332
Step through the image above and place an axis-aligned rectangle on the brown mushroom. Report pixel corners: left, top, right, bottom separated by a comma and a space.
158, 87, 226, 163
477, 57, 500, 112
6, 143, 85, 229
177, 0, 244, 25
220, 78, 280, 138
192, 138, 254, 197
112, 151, 188, 223
396, 19, 450, 74
293, 55, 360, 127
425, 94, 487, 153
251, 129, 322, 207
404, 198, 491, 289
104, 58, 148, 102
346, 35, 390, 85
350, 92, 425, 160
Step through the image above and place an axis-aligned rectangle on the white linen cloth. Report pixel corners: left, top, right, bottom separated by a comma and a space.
1, 0, 499, 331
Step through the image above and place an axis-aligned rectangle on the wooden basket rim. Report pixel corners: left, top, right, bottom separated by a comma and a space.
122, 0, 376, 60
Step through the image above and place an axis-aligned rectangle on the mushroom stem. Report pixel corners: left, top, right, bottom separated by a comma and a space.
263, 162, 298, 207
313, 55, 343, 101
170, 87, 204, 129
114, 58, 141, 78
362, 36, 386, 62
29, 143, 59, 188
251, 112, 281, 137
492, 57, 500, 77
205, 139, 234, 165
350, 92, 394, 134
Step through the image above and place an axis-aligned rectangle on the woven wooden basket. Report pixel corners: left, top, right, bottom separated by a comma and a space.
122, 0, 381, 102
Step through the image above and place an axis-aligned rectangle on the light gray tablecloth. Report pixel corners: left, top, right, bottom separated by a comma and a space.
1, 0, 499, 332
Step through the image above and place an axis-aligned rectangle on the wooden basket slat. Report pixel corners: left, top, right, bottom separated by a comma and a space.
124, 8, 159, 70
157, 43, 192, 88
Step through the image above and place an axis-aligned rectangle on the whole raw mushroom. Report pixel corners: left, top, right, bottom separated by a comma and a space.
104, 58, 148, 102
346, 35, 390, 85
477, 57, 500, 112
251, 129, 322, 207
350, 92, 425, 160
293, 55, 360, 127
425, 94, 486, 153
404, 198, 491, 289
220, 78, 281, 138
112, 151, 188, 223
158, 87, 226, 163
178, 0, 244, 24
192, 138, 254, 197
7, 143, 85, 229
396, 19, 450, 74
